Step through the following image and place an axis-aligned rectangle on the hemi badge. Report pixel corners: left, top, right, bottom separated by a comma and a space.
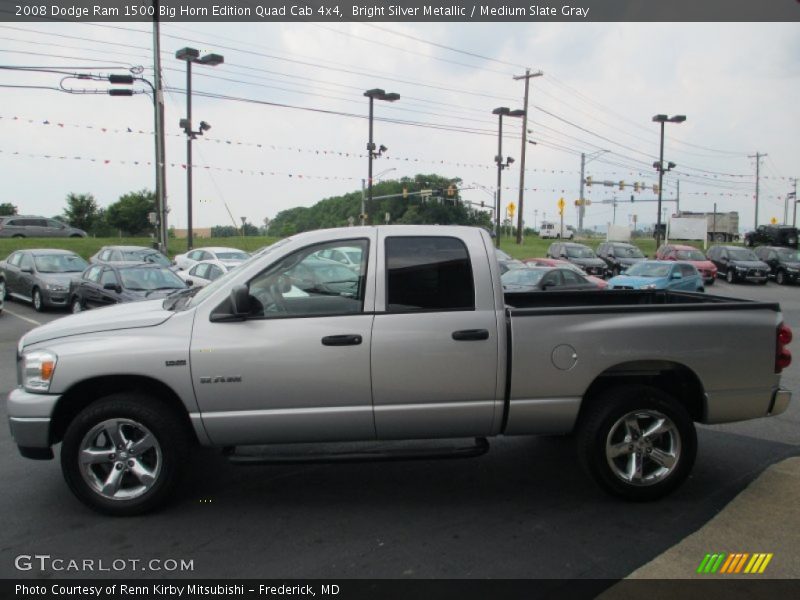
165, 360, 187, 367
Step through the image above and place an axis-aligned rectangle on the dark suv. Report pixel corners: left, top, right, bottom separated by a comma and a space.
596, 242, 646, 276
706, 245, 769, 284
754, 246, 800, 285
744, 225, 798, 249
0, 216, 86, 238
546, 242, 607, 277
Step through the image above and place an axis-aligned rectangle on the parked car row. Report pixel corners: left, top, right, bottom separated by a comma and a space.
0, 245, 253, 313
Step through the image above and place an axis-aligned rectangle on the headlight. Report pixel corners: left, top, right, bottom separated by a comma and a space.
45, 283, 67, 292
787, 268, 798, 273
736, 266, 747, 271
639, 283, 658, 290
22, 350, 58, 393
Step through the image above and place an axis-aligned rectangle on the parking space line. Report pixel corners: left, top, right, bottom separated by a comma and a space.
3, 308, 42, 326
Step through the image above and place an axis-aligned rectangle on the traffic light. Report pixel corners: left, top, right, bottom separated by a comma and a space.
402, 187, 408, 199
653, 183, 660, 194
480, 201, 485, 208
619, 180, 625, 191
447, 185, 456, 197
634, 182, 640, 192
585, 176, 593, 187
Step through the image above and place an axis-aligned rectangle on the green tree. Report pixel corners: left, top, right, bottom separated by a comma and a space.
106, 189, 156, 235
62, 193, 99, 231
0, 202, 17, 216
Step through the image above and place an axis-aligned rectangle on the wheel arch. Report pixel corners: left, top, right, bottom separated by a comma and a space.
577, 360, 706, 429
50, 375, 197, 446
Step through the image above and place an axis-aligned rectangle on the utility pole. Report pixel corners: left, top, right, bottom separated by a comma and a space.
578, 150, 609, 232
513, 68, 542, 245
152, 1, 168, 253
749, 152, 766, 229
791, 178, 798, 228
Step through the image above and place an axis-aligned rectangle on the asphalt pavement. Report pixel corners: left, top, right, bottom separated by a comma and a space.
0, 279, 798, 581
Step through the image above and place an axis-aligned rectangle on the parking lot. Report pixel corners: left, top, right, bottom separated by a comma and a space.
1, 279, 798, 579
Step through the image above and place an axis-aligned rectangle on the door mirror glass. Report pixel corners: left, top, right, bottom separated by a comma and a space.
230, 285, 250, 316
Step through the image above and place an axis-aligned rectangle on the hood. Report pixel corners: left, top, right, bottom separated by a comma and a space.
36, 272, 82, 286
20, 299, 175, 348
684, 259, 716, 270
571, 257, 605, 267
608, 274, 668, 289
730, 260, 769, 269
779, 261, 800, 269
618, 257, 645, 266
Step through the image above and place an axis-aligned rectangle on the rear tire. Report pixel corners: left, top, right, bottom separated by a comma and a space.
577, 385, 697, 501
60, 393, 190, 516
12, 234, 25, 239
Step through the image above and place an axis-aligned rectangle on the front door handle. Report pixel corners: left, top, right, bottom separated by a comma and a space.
322, 334, 363, 346
452, 329, 489, 341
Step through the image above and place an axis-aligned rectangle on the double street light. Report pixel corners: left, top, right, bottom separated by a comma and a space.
176, 47, 224, 251
492, 107, 525, 248
652, 113, 686, 248
364, 89, 400, 223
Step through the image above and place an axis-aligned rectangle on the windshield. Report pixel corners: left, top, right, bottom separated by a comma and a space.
776, 248, 800, 261
728, 248, 759, 261
34, 254, 88, 273
120, 267, 186, 291
624, 263, 672, 278
614, 246, 644, 258
566, 246, 596, 259
216, 251, 250, 261
122, 251, 171, 267
676, 249, 706, 261
502, 269, 545, 286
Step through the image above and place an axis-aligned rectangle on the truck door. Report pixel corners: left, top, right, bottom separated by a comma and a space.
190, 237, 377, 446
370, 230, 501, 439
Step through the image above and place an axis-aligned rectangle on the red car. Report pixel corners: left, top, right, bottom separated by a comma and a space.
655, 244, 717, 285
523, 257, 608, 289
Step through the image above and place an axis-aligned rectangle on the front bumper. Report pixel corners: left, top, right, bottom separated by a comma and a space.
42, 288, 69, 307
7, 387, 60, 452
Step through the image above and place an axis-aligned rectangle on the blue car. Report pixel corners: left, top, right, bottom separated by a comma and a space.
607, 260, 704, 292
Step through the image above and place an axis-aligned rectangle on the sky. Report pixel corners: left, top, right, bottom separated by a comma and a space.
1, 20, 798, 234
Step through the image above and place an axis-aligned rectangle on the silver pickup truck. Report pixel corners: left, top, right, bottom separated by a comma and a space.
8, 226, 793, 515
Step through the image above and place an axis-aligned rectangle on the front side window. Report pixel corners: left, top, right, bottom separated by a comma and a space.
100, 269, 119, 287
19, 254, 33, 270
246, 239, 368, 318
679, 264, 696, 277
85, 266, 103, 282
385, 236, 474, 312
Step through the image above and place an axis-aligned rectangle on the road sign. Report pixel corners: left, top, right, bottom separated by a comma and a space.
771, 217, 778, 224
508, 202, 516, 218
557, 197, 565, 215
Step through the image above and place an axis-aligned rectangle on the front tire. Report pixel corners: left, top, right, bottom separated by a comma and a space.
726, 269, 736, 284
577, 385, 697, 501
32, 288, 44, 312
776, 270, 786, 285
61, 393, 190, 516
71, 297, 83, 313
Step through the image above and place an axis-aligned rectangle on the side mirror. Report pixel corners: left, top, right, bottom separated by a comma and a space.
186, 279, 194, 287
671, 272, 683, 280
103, 282, 122, 292
560, 253, 567, 259
230, 284, 250, 316
20, 266, 33, 274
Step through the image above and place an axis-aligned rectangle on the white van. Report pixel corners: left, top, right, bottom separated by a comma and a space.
539, 222, 575, 239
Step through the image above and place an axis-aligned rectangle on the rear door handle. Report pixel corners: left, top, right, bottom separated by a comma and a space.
452, 329, 489, 341
322, 334, 363, 346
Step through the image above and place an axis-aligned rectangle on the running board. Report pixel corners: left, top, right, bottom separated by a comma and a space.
226, 438, 490, 466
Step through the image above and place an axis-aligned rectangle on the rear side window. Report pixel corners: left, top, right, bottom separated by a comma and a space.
385, 236, 474, 312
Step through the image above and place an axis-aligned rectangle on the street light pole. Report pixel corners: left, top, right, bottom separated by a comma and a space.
364, 88, 399, 223
176, 47, 224, 251
652, 114, 685, 248
492, 107, 524, 248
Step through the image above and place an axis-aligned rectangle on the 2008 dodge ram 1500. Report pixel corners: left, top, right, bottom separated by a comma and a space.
8, 226, 793, 515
